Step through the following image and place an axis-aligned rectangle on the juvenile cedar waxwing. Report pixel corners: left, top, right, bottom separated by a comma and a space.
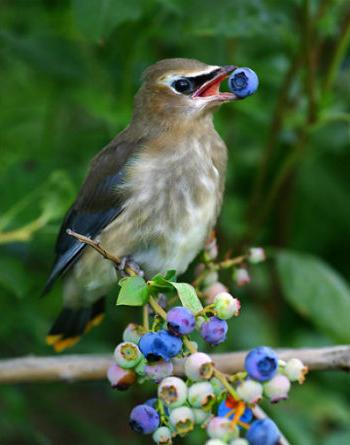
44, 58, 239, 351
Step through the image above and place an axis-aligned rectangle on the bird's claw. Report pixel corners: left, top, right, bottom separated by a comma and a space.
117, 256, 144, 277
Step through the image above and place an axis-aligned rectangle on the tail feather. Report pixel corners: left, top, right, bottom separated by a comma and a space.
46, 297, 105, 352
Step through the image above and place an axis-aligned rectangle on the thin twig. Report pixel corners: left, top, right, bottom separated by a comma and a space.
66, 229, 138, 276
0, 345, 348, 384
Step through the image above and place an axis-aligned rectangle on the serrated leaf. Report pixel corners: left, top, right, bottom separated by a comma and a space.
275, 250, 350, 342
116, 276, 149, 306
171, 282, 203, 314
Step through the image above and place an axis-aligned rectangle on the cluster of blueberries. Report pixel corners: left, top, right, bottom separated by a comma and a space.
107, 285, 307, 445
108, 291, 240, 389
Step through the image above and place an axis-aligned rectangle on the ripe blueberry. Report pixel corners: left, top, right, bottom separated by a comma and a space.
244, 346, 278, 382
138, 329, 182, 362
246, 418, 281, 445
167, 306, 196, 336
129, 404, 160, 434
228, 67, 259, 98
200, 316, 228, 346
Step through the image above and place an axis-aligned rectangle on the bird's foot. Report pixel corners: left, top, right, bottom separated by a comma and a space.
117, 255, 144, 278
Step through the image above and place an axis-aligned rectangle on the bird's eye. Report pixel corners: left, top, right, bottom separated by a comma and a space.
171, 78, 195, 95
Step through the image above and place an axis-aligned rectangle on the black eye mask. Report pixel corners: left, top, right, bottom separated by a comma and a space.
172, 69, 222, 95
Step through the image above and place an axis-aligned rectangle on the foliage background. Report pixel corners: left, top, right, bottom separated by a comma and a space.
0, 0, 349, 444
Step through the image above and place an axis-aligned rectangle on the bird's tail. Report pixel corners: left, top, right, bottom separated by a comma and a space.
46, 297, 105, 352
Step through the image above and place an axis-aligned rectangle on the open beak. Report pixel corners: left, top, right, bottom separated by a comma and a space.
192, 65, 238, 101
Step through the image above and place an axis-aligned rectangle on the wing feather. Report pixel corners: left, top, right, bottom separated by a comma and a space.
43, 135, 142, 294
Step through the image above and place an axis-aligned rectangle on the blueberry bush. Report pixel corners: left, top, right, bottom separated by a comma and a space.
106, 243, 308, 445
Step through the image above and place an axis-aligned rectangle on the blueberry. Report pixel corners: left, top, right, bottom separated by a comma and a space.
200, 316, 228, 346
246, 418, 281, 445
244, 346, 278, 382
138, 329, 183, 361
228, 67, 259, 98
106, 364, 136, 390
129, 404, 160, 434
167, 306, 196, 336
145, 360, 174, 382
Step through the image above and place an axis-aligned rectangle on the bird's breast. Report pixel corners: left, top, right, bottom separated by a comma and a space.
103, 133, 227, 276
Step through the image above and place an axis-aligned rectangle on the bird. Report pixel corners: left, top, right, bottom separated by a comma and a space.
44, 58, 238, 352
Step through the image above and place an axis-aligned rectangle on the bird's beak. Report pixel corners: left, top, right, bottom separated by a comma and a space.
192, 65, 238, 102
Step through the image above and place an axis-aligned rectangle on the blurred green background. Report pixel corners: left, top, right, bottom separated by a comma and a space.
0, 0, 349, 444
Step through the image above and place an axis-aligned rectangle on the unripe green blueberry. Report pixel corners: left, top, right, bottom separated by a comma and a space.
203, 282, 228, 305
192, 408, 211, 425
202, 270, 219, 287
123, 323, 144, 344
284, 358, 308, 383
114, 342, 143, 369
158, 377, 188, 408
185, 352, 214, 381
248, 247, 266, 264
214, 292, 240, 319
233, 268, 251, 287
169, 406, 194, 436
188, 381, 215, 410
207, 416, 239, 441
263, 374, 291, 403
152, 426, 173, 445
236, 379, 263, 403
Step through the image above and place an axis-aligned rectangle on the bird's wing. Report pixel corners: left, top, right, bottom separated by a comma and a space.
43, 135, 142, 294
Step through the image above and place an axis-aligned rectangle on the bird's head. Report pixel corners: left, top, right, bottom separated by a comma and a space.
132, 58, 238, 127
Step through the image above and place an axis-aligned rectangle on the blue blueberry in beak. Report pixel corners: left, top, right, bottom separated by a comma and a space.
228, 67, 259, 98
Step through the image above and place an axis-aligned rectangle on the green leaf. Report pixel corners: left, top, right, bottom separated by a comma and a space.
72, 0, 143, 42
116, 276, 149, 306
163, 270, 177, 282
171, 282, 203, 314
148, 270, 177, 292
275, 250, 350, 342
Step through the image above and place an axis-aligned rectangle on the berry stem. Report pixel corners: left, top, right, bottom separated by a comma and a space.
143, 305, 149, 331
193, 254, 247, 288
148, 296, 167, 320
213, 368, 239, 401
195, 304, 216, 317
183, 336, 197, 354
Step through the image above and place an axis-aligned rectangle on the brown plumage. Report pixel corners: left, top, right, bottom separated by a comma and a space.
44, 58, 238, 351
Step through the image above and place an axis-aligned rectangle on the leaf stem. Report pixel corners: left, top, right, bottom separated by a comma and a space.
143, 305, 149, 331
148, 296, 167, 320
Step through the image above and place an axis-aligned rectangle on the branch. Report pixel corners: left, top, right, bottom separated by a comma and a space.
0, 345, 348, 384
66, 229, 138, 276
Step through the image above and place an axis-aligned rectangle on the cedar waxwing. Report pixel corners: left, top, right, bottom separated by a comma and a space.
44, 58, 238, 351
